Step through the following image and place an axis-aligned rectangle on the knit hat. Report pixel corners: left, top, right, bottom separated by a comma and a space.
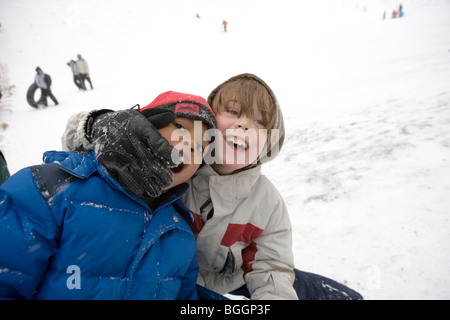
141, 91, 216, 130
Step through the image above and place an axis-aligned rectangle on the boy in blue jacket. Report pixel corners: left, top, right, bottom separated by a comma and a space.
0, 91, 216, 300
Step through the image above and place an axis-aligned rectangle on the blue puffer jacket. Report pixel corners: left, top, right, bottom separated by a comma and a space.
0, 150, 199, 300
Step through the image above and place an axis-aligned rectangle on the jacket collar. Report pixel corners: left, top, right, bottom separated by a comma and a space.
192, 164, 262, 215
43, 149, 98, 178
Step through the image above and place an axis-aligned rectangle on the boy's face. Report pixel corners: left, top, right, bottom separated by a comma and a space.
212, 101, 268, 175
158, 117, 209, 189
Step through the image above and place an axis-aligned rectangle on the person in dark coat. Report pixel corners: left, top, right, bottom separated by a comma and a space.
35, 67, 58, 106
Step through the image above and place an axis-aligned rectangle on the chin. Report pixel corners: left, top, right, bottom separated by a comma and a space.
168, 164, 198, 188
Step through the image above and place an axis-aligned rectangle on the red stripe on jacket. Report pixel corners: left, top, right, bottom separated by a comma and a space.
221, 223, 263, 247
221, 223, 264, 275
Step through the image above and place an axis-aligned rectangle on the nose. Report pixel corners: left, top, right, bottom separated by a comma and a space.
182, 139, 194, 153
179, 134, 197, 164
234, 115, 252, 131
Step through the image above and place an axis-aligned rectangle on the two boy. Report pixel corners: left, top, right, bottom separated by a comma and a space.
60, 74, 362, 300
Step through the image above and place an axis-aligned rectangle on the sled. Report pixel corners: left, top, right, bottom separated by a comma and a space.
26, 83, 43, 108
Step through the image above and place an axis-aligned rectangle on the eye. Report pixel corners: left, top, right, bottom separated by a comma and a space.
254, 119, 266, 128
174, 122, 187, 131
225, 102, 241, 117
227, 108, 239, 117
253, 112, 266, 128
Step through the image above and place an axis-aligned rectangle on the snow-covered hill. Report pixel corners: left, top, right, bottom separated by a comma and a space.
1, 0, 450, 299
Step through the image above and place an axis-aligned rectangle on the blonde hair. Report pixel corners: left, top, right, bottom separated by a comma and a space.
209, 77, 277, 131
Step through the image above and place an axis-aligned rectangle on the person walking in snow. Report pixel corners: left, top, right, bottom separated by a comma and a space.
34, 67, 58, 106
76, 54, 93, 90
61, 74, 363, 300
222, 20, 227, 32
398, 4, 404, 18
0, 91, 218, 300
67, 60, 86, 90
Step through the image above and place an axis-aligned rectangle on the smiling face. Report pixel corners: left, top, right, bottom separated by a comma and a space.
158, 117, 209, 189
208, 78, 277, 175
211, 101, 268, 175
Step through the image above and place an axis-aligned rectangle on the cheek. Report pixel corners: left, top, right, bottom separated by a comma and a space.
257, 130, 268, 150
158, 126, 175, 144
215, 115, 231, 131
248, 129, 267, 157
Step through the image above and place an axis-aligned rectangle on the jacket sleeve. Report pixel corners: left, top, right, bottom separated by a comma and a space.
0, 169, 60, 299
243, 189, 299, 300
61, 110, 113, 151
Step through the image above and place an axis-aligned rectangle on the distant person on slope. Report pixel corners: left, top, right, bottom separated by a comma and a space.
35, 67, 58, 107
398, 4, 404, 18
76, 54, 93, 90
222, 20, 227, 32
67, 60, 86, 90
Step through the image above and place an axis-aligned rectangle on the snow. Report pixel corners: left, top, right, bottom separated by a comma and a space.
1, 0, 450, 300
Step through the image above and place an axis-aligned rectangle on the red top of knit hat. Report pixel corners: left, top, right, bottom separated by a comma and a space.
141, 91, 214, 114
